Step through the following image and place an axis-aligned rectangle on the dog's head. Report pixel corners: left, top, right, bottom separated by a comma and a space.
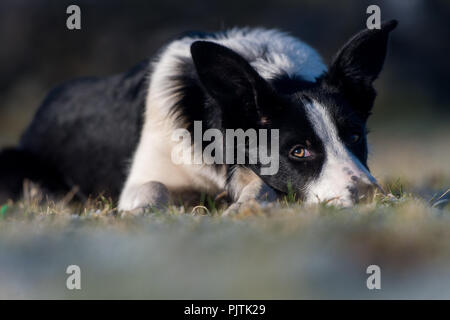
190, 21, 397, 206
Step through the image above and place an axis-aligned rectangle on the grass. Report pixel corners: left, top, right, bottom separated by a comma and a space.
0, 130, 449, 299
0, 181, 449, 299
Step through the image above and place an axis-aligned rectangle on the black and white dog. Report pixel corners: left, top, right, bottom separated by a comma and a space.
0, 21, 397, 213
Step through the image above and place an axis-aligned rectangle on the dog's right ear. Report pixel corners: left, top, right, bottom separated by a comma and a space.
190, 41, 279, 127
325, 20, 398, 117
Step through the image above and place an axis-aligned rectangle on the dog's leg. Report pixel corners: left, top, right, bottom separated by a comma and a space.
118, 115, 184, 214
224, 167, 278, 216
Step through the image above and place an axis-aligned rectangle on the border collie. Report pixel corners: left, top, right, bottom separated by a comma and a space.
0, 21, 397, 213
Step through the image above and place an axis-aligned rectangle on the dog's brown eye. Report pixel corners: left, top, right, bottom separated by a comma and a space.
350, 133, 361, 144
290, 146, 311, 159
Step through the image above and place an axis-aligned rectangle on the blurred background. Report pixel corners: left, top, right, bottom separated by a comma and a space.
0, 0, 449, 193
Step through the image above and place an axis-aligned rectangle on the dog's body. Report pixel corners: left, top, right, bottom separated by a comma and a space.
0, 22, 397, 212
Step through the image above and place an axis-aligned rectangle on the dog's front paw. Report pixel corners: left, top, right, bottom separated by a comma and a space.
120, 206, 148, 218
118, 181, 169, 217
222, 199, 276, 216
223, 181, 279, 216
222, 202, 244, 216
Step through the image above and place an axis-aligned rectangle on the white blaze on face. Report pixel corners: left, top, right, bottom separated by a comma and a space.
304, 99, 377, 206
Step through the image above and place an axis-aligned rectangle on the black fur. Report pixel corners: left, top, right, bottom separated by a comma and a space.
325, 20, 398, 119
0, 60, 149, 202
0, 148, 67, 202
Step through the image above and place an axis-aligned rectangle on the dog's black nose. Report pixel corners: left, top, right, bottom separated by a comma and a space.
349, 176, 381, 204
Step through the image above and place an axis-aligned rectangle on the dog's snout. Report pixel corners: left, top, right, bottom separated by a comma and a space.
306, 155, 382, 206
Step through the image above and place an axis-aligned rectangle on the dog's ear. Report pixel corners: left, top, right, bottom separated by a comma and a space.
325, 20, 398, 117
191, 41, 279, 127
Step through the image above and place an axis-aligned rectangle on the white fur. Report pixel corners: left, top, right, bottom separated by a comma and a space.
304, 100, 377, 206
119, 28, 326, 211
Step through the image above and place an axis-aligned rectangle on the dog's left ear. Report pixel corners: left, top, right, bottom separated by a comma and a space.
191, 41, 279, 128
326, 20, 398, 117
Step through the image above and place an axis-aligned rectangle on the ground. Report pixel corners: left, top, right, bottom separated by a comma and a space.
0, 130, 449, 299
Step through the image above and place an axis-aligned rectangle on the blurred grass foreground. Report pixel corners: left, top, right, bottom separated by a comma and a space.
0, 181, 449, 299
